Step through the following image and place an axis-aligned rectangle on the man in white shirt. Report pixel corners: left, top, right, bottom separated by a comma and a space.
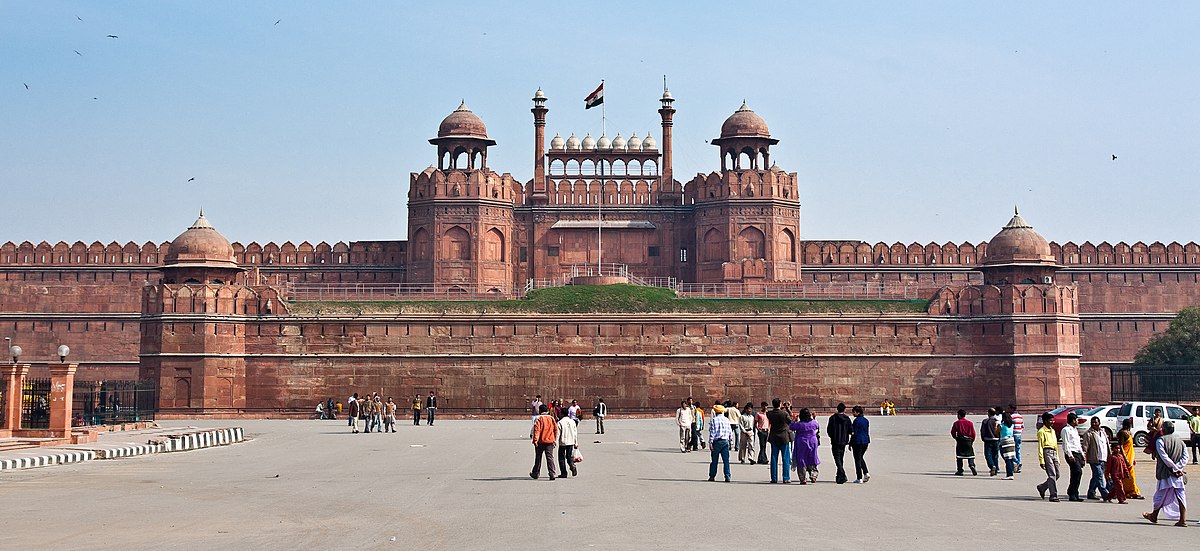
1059, 412, 1085, 502
676, 400, 695, 453
557, 412, 579, 477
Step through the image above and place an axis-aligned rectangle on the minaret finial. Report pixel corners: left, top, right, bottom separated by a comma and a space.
199, 207, 204, 218
1014, 205, 1019, 216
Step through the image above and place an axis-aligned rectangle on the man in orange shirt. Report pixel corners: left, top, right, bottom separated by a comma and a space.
530, 404, 560, 480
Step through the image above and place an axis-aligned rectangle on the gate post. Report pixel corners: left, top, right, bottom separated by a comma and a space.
48, 363, 78, 438
0, 363, 29, 431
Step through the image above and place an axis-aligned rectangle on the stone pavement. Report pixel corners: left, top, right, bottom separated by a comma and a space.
0, 415, 1193, 550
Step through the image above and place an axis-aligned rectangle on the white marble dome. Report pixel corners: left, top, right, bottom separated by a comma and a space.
565, 132, 580, 150
581, 133, 596, 150
611, 133, 626, 150
596, 134, 611, 150
549, 133, 564, 150
627, 133, 641, 149
642, 132, 657, 150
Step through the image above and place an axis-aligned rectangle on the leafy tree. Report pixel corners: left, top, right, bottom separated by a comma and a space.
1134, 306, 1200, 365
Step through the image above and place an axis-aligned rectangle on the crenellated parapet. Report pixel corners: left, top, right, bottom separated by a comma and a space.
928, 284, 1078, 316
801, 240, 1200, 267
408, 167, 523, 204
685, 168, 800, 203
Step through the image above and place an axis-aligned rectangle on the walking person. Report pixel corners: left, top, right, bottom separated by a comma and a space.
952, 410, 978, 475
371, 395, 384, 433
1060, 412, 1085, 502
707, 403, 734, 482
850, 405, 870, 483
412, 394, 422, 426
980, 407, 1001, 476
529, 404, 558, 480
827, 403, 853, 484
1117, 417, 1145, 499
676, 400, 694, 453
1104, 440, 1130, 504
593, 397, 606, 434
1143, 421, 1189, 526
755, 402, 769, 465
738, 402, 757, 464
347, 393, 359, 430
556, 410, 579, 478
692, 402, 705, 451
791, 408, 821, 484
425, 391, 437, 426
1009, 403, 1024, 473
999, 413, 1017, 480
1188, 407, 1200, 465
766, 398, 792, 483
1036, 412, 1061, 502
1084, 416, 1110, 500
383, 397, 397, 433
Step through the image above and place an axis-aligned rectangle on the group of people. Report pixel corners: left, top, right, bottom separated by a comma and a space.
951, 404, 1191, 527
527, 395, 607, 435
342, 391, 438, 433
529, 399, 587, 480
675, 398, 871, 484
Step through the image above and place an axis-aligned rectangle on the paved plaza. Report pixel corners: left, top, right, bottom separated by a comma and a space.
0, 415, 1192, 549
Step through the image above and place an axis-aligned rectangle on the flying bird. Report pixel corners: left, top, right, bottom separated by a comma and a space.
76, 15, 83, 21
187, 177, 195, 182
274, 19, 282, 26
1111, 154, 1117, 161
24, 83, 30, 90
106, 35, 118, 39
74, 49, 83, 56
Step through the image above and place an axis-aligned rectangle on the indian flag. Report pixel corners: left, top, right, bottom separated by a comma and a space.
584, 81, 604, 109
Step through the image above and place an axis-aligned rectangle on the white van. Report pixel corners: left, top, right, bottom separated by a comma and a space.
1114, 402, 1191, 447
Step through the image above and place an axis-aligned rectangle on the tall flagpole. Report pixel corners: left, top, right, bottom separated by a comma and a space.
598, 80, 605, 272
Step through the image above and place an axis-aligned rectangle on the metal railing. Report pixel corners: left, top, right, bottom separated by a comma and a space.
1111, 365, 1200, 403
73, 380, 157, 426
287, 283, 526, 302
676, 282, 919, 300
21, 378, 50, 429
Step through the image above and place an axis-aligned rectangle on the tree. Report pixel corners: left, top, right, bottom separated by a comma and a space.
1134, 306, 1200, 365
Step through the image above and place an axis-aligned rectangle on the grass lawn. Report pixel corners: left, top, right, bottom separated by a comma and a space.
286, 284, 929, 315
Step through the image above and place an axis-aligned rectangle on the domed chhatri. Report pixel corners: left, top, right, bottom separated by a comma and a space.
159, 209, 243, 285
437, 101, 491, 140
979, 208, 1060, 285
164, 209, 238, 269
982, 208, 1056, 266
549, 133, 564, 150
719, 101, 771, 139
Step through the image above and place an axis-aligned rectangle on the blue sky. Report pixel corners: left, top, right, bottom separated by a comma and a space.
2, 2, 1197, 246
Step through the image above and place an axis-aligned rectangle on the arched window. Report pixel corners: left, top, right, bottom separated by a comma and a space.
411, 228, 432, 260
483, 228, 505, 262
776, 228, 796, 262
703, 228, 725, 262
444, 226, 471, 260
737, 226, 766, 259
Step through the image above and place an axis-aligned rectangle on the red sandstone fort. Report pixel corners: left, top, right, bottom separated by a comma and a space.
2, 88, 1197, 416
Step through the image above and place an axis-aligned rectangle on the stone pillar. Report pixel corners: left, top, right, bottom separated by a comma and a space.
530, 90, 548, 204
1, 363, 29, 431
47, 363, 77, 438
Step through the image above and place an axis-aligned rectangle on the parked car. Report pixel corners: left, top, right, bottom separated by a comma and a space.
1114, 402, 1191, 447
1035, 405, 1097, 433
1076, 404, 1121, 438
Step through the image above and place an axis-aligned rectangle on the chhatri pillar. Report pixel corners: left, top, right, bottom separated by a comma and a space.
1, 363, 30, 431
47, 362, 78, 438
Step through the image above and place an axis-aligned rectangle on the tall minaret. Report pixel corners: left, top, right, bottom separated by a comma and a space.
531, 88, 548, 204
658, 86, 676, 201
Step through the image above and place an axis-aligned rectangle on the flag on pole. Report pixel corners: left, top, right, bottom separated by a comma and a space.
584, 81, 604, 109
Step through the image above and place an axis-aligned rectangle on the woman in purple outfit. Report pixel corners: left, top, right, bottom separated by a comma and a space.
790, 408, 821, 484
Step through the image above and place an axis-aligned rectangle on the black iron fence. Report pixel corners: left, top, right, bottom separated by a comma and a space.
1111, 365, 1200, 403
73, 380, 157, 426
21, 378, 51, 429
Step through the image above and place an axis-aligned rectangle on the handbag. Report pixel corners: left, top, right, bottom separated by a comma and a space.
573, 447, 584, 463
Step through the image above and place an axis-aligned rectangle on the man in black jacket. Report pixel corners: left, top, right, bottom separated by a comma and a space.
827, 403, 853, 484
766, 398, 793, 483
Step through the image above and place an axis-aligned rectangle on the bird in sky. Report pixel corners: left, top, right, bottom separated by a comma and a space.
1111, 154, 1117, 161
187, 177, 195, 182
274, 19, 282, 26
106, 35, 118, 39
74, 49, 83, 56
75, 15, 83, 21
92, 97, 98, 100
24, 83, 30, 90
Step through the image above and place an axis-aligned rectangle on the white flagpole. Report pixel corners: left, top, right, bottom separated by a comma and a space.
598, 80, 605, 273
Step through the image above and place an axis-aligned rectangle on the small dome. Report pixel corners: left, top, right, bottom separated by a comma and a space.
720, 101, 770, 139
533, 88, 546, 100
565, 133, 580, 150
581, 133, 596, 150
611, 133, 626, 150
642, 132, 657, 150
662, 89, 673, 101
627, 133, 642, 149
437, 101, 489, 139
163, 210, 238, 268
982, 208, 1055, 266
549, 133, 564, 150
596, 134, 611, 150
